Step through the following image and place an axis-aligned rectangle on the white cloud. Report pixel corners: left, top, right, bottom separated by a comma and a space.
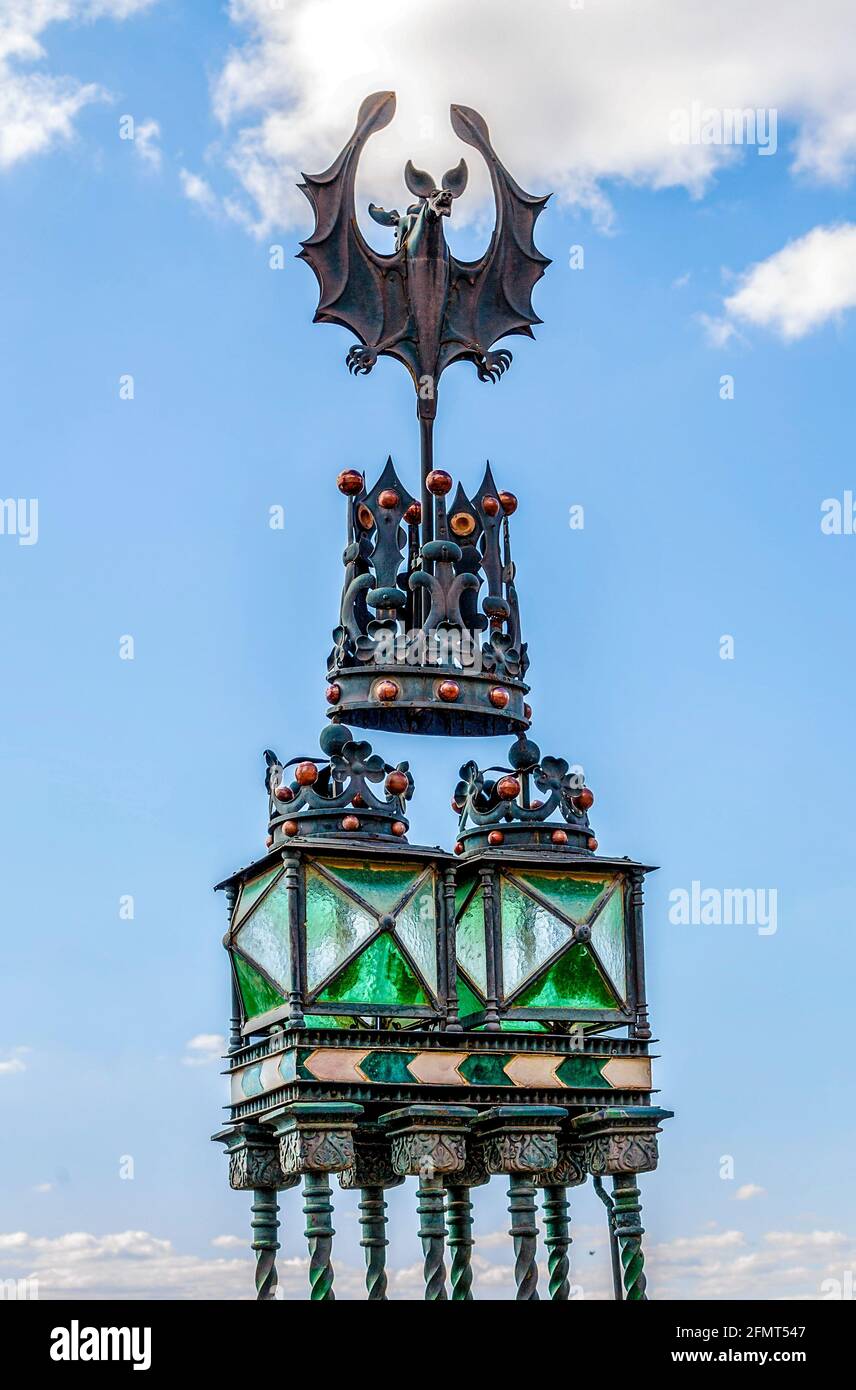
0, 0, 155, 171
32, 1183, 54, 1195
1, 1222, 851, 1300
718, 223, 856, 341
208, 0, 856, 237
133, 115, 161, 169
735, 1183, 767, 1201
181, 1033, 226, 1066
179, 167, 220, 216
0, 1046, 28, 1075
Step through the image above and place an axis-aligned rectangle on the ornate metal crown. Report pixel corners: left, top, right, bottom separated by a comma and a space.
263, 724, 414, 847
452, 734, 597, 856
326, 457, 531, 736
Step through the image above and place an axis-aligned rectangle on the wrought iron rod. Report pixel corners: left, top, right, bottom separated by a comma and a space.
445, 1185, 474, 1301
541, 1185, 571, 1301
611, 1174, 648, 1301
416, 1174, 449, 1301
593, 1175, 623, 1301
508, 1175, 539, 1300
250, 1188, 280, 1302
303, 1171, 337, 1301
358, 1185, 389, 1301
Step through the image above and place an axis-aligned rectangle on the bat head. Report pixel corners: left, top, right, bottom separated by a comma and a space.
404, 158, 468, 218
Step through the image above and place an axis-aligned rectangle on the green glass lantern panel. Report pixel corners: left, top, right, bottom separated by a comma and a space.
456, 887, 487, 993
315, 930, 429, 1007
455, 873, 478, 916
393, 877, 438, 994
589, 885, 626, 997
233, 951, 286, 1019
510, 944, 617, 1010
233, 864, 282, 928
500, 879, 573, 996
304, 867, 376, 993
513, 870, 614, 925
456, 972, 483, 1018
235, 881, 291, 992
318, 859, 423, 915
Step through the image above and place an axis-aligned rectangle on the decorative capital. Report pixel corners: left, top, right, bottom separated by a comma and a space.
212, 1124, 299, 1193
470, 1105, 567, 1175
535, 1142, 587, 1189
379, 1104, 477, 1178
571, 1106, 673, 1177
270, 1102, 364, 1175
339, 1125, 405, 1190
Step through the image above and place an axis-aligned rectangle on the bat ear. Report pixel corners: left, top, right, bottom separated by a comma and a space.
442, 158, 468, 198
405, 160, 436, 198
369, 204, 400, 227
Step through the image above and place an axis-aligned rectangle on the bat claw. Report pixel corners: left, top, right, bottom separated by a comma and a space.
347, 345, 378, 375
476, 349, 513, 384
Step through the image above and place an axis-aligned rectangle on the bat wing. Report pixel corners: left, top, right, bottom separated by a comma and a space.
298, 91, 407, 349
443, 104, 550, 370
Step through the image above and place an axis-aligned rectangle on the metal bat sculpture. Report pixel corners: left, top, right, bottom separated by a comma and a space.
298, 92, 550, 524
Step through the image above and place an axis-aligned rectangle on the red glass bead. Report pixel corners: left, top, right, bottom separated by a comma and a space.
426, 469, 453, 495
496, 775, 521, 800
337, 469, 363, 495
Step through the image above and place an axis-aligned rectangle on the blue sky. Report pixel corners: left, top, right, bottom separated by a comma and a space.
1, 1, 856, 1299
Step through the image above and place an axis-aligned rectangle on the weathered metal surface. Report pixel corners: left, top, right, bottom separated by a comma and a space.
225, 1028, 655, 1123
298, 93, 549, 423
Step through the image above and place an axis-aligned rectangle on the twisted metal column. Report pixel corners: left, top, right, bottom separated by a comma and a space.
445, 1185, 474, 1301
507, 1175, 539, 1301
303, 1171, 337, 1301
612, 1174, 647, 1301
541, 1185, 571, 1301
593, 1175, 623, 1300
417, 1175, 449, 1301
358, 1185, 389, 1301
250, 1188, 280, 1301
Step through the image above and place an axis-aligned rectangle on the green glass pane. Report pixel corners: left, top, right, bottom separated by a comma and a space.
235, 881, 291, 991
394, 879, 438, 994
589, 885, 626, 998
455, 873, 478, 916
501, 880, 573, 995
305, 867, 376, 992
513, 870, 614, 925
456, 973, 483, 1018
233, 951, 285, 1019
302, 1014, 354, 1029
511, 945, 617, 1010
316, 931, 429, 1007
234, 865, 282, 927
499, 1019, 549, 1033
456, 887, 487, 993
318, 859, 422, 914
